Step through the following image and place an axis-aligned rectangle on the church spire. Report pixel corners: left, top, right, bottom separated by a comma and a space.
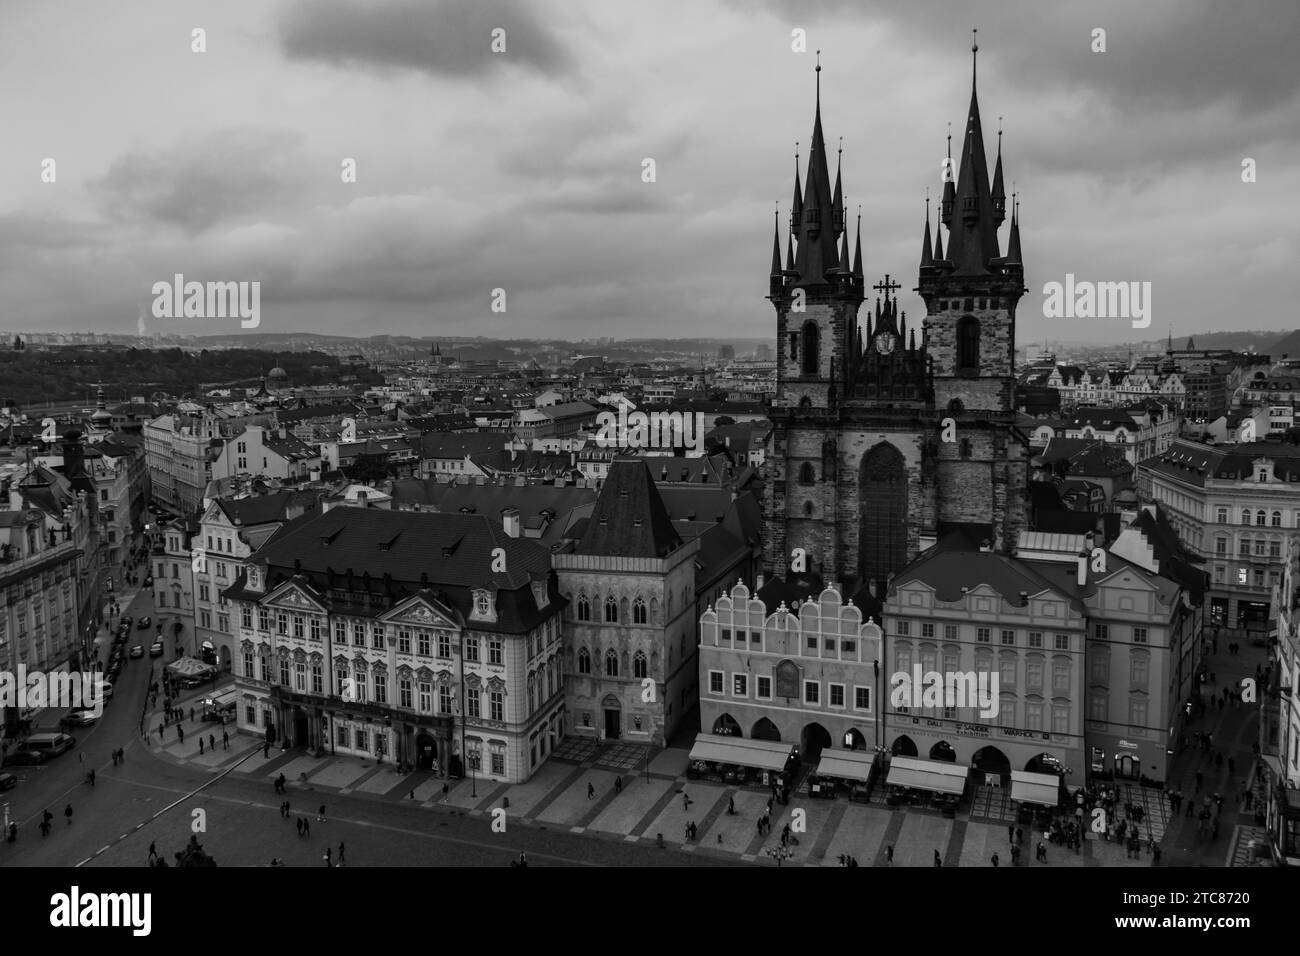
852, 206, 863, 277
769, 204, 783, 296
941, 122, 956, 227
793, 52, 841, 286
944, 29, 1001, 275
991, 119, 1006, 226
921, 193, 934, 268
833, 138, 845, 236
789, 143, 802, 234
1006, 193, 1022, 265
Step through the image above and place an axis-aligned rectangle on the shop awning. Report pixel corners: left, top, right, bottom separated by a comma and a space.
688, 733, 793, 772
886, 756, 967, 795
1010, 770, 1061, 807
816, 750, 875, 782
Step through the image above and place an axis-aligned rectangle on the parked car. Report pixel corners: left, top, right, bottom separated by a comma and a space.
60, 709, 99, 728
149, 641, 164, 657
129, 644, 144, 658
96, 681, 114, 701
106, 662, 123, 681
23, 733, 76, 756
137, 616, 152, 630
0, 772, 17, 791
1, 749, 45, 767
120, 615, 133, 629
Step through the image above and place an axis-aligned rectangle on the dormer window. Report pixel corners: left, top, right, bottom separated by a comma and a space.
471, 589, 496, 623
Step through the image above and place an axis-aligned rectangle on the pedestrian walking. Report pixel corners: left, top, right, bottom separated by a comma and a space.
222, 730, 229, 750
683, 792, 690, 810
324, 847, 332, 867
199, 738, 204, 755
1016, 827, 1023, 845
209, 734, 215, 752
886, 844, 893, 863
190, 707, 195, 723
303, 817, 311, 837
991, 853, 999, 867
615, 775, 622, 794
178, 726, 185, 744
727, 795, 735, 815
149, 841, 157, 862
339, 842, 346, 864
933, 849, 941, 868
587, 782, 595, 800
297, 818, 304, 836
64, 804, 73, 826
1008, 823, 1015, 843
318, 804, 326, 822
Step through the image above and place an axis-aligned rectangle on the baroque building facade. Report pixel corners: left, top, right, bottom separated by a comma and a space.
225, 507, 565, 784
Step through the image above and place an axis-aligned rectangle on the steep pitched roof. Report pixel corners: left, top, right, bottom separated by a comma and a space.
575, 458, 681, 558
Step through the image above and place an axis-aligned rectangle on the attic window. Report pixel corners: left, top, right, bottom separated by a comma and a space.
633, 517, 643, 528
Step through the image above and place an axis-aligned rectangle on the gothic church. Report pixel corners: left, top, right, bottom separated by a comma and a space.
763, 43, 1030, 595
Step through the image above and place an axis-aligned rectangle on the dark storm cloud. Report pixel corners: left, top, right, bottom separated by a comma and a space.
87, 128, 308, 235
739, 0, 1300, 114
278, 0, 571, 78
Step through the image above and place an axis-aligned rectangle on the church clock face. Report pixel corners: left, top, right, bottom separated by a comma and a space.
874, 331, 897, 356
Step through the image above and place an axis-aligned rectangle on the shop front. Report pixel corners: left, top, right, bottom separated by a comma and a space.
1085, 730, 1167, 785
812, 749, 879, 802
687, 733, 797, 788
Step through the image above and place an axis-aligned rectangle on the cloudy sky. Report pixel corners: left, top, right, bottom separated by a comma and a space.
1, 0, 1295, 344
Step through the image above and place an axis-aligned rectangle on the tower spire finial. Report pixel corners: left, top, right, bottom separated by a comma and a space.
972, 28, 978, 86
815, 49, 821, 107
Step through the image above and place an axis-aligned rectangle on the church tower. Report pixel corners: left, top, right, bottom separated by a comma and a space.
764, 40, 1030, 593
769, 54, 865, 413
765, 55, 865, 580
915, 33, 1029, 554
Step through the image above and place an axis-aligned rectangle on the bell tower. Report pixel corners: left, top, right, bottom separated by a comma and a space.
770, 53, 865, 414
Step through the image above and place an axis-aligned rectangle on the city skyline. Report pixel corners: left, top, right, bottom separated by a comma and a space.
0, 0, 1294, 342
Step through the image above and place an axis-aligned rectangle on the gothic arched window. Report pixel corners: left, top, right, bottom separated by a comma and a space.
956, 315, 980, 376
605, 649, 619, 677
801, 322, 819, 376
604, 595, 618, 622
577, 648, 591, 674
798, 462, 816, 485
576, 592, 590, 621
633, 596, 647, 624
633, 650, 648, 679
859, 441, 908, 587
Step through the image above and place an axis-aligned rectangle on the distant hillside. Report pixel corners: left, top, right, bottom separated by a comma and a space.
1269, 329, 1300, 358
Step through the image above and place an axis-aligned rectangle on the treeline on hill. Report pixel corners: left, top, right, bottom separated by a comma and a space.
0, 348, 382, 404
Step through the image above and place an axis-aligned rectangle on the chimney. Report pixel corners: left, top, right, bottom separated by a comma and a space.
357, 489, 368, 507
868, 580, 877, 598
503, 507, 520, 538
1076, 549, 1088, 587
755, 572, 765, 591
